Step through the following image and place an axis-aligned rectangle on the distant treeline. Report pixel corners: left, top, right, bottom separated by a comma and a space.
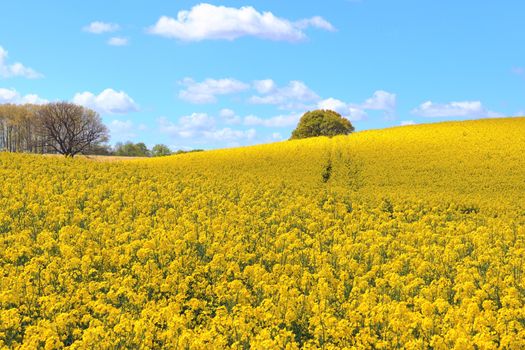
113, 142, 204, 157
0, 103, 108, 155
0, 104, 57, 153
0, 103, 202, 157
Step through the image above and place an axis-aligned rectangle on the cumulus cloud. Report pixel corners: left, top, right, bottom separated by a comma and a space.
178, 78, 318, 109
411, 100, 501, 118
73, 88, 139, 114
0, 46, 43, 79
244, 113, 302, 127
179, 77, 394, 121
361, 90, 397, 113
0, 88, 20, 102
400, 120, 416, 126
249, 80, 319, 110
109, 119, 138, 140
108, 37, 128, 46
176, 77, 396, 128
219, 108, 242, 124
159, 113, 255, 142
253, 79, 276, 94
20, 94, 48, 105
178, 113, 215, 136
147, 3, 334, 42
179, 78, 249, 104
203, 127, 256, 141
295, 16, 336, 31
315, 90, 397, 121
158, 113, 215, 138
83, 21, 120, 34
0, 87, 48, 104
317, 98, 367, 121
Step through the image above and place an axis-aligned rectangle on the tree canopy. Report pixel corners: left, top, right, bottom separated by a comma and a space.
114, 142, 151, 157
290, 109, 354, 140
38, 102, 109, 157
151, 144, 172, 157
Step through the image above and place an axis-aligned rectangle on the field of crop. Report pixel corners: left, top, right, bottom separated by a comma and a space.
1, 117, 525, 349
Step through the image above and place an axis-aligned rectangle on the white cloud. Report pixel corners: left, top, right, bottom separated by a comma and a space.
253, 79, 276, 94
411, 100, 502, 118
219, 108, 235, 118
0, 87, 48, 104
361, 90, 397, 112
219, 108, 241, 124
249, 80, 319, 110
179, 77, 249, 104
344, 107, 367, 121
147, 3, 334, 42
108, 37, 128, 46
73, 88, 139, 114
179, 113, 215, 130
159, 113, 255, 143
220, 109, 302, 128
178, 78, 318, 109
159, 113, 215, 138
0, 46, 43, 79
315, 90, 397, 121
158, 117, 182, 136
317, 97, 347, 112
21, 94, 48, 105
174, 77, 396, 131
83, 21, 120, 34
400, 120, 416, 126
244, 113, 302, 127
109, 119, 137, 140
203, 127, 256, 141
0, 88, 18, 102
317, 97, 367, 121
295, 16, 336, 31
179, 77, 394, 121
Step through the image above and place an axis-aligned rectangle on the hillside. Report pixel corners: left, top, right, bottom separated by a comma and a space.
1, 117, 524, 348
148, 117, 525, 208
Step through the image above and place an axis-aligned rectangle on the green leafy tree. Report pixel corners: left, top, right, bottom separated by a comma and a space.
152, 144, 172, 157
114, 141, 150, 157
134, 142, 150, 157
174, 149, 204, 155
290, 109, 354, 140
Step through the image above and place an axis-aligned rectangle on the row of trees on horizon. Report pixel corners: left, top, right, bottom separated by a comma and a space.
0, 103, 201, 157
112, 142, 203, 157
1, 102, 355, 157
0, 103, 108, 156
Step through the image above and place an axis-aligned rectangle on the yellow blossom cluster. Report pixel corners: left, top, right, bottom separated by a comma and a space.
1, 117, 524, 349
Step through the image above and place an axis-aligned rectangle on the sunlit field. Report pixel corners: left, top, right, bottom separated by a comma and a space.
1, 118, 525, 349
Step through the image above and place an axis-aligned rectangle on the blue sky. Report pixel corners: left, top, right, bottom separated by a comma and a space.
1, 0, 524, 150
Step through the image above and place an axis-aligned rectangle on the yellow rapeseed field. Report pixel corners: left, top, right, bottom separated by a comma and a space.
1, 117, 524, 349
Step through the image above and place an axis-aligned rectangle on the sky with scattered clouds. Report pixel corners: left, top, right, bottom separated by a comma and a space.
1, 0, 524, 149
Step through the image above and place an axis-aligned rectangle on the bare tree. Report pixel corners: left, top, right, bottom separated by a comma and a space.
38, 102, 109, 157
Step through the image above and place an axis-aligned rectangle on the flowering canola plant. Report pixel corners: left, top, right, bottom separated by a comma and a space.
1, 117, 525, 349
